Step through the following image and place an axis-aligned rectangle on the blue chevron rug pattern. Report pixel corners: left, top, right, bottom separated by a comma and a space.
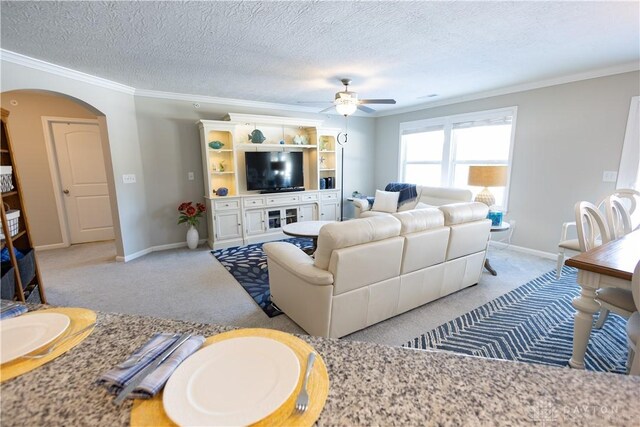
404, 267, 629, 374
212, 238, 313, 318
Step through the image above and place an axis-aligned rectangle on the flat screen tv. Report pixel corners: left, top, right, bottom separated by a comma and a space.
245, 151, 304, 192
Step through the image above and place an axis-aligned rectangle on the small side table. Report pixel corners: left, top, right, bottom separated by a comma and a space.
484, 221, 511, 276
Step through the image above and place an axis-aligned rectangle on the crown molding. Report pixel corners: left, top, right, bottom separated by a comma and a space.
375, 61, 640, 117
1, 49, 136, 95
134, 88, 321, 114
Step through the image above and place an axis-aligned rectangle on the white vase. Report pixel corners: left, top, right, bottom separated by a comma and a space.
186, 225, 199, 250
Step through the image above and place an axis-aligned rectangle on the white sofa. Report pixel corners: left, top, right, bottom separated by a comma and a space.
264, 202, 490, 338
352, 185, 473, 218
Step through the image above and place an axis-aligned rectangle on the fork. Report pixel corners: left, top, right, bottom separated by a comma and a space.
294, 352, 316, 413
21, 322, 96, 359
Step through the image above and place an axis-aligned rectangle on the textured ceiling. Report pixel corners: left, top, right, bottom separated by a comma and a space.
1, 1, 638, 113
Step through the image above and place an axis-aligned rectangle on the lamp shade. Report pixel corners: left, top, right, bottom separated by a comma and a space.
467, 165, 508, 187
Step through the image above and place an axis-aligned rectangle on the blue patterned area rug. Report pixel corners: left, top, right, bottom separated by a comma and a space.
404, 267, 628, 374
212, 238, 313, 317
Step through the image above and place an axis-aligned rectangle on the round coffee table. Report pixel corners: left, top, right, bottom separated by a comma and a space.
282, 220, 336, 253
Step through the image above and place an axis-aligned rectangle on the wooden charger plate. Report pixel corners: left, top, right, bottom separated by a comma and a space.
131, 328, 330, 427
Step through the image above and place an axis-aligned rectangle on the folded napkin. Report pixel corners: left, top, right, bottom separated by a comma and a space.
98, 333, 205, 399
0, 300, 27, 320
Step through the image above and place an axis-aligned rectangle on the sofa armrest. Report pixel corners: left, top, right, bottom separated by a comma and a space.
263, 242, 334, 285
351, 198, 371, 218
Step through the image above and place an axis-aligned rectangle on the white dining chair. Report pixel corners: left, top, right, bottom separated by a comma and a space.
575, 201, 636, 329
626, 260, 640, 375
613, 189, 640, 231
605, 194, 633, 239
556, 189, 640, 279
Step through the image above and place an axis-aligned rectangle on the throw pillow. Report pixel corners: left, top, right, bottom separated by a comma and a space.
371, 190, 400, 213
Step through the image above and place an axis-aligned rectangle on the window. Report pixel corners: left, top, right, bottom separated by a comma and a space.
399, 107, 517, 208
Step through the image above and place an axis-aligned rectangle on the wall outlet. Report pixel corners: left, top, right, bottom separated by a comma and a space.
602, 171, 618, 183
122, 174, 136, 184
188, 172, 194, 181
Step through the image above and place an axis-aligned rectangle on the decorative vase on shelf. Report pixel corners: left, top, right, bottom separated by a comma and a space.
186, 225, 199, 250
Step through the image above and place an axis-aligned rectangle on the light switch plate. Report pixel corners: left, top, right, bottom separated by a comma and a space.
123, 174, 136, 184
602, 171, 617, 183
188, 172, 194, 181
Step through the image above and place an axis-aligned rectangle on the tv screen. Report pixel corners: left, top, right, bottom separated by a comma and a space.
245, 151, 304, 191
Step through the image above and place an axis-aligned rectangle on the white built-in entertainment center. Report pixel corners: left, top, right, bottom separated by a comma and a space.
199, 114, 341, 249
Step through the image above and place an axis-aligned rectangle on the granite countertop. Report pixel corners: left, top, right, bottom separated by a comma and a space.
1, 310, 639, 426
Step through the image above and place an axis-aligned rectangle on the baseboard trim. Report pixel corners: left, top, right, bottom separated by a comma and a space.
489, 241, 556, 260
34, 243, 69, 251
115, 239, 208, 262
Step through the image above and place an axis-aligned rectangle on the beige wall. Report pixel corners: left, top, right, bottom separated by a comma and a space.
374, 71, 640, 255
1, 91, 98, 247
134, 96, 376, 246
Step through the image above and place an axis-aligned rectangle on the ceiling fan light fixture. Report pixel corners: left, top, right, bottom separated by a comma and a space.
335, 97, 357, 116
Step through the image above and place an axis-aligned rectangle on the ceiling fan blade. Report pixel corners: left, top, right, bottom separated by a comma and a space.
357, 105, 376, 113
359, 99, 396, 105
319, 105, 337, 114
297, 101, 333, 104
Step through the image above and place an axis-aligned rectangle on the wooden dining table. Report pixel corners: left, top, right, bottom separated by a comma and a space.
565, 229, 640, 369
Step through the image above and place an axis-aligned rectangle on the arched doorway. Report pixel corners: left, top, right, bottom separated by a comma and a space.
1, 90, 122, 255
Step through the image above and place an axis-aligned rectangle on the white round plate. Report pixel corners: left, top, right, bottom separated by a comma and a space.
163, 336, 300, 426
1, 313, 71, 364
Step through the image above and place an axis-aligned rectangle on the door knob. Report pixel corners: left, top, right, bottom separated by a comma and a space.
63, 189, 70, 194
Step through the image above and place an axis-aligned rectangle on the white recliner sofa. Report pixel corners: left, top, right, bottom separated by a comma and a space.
352, 185, 473, 218
264, 202, 490, 338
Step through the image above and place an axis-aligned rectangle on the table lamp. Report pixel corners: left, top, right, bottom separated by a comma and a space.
467, 165, 508, 206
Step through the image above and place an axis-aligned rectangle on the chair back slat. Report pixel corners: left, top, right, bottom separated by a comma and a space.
605, 195, 633, 239
575, 201, 611, 252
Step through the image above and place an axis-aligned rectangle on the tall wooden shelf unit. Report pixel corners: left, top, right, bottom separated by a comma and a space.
0, 108, 47, 303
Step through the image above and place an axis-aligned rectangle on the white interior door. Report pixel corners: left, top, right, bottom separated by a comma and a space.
52, 122, 114, 244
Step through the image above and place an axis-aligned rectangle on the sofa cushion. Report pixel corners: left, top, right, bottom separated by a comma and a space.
417, 186, 473, 206
392, 208, 444, 235
360, 210, 392, 218
314, 216, 401, 270
371, 190, 399, 213
439, 202, 489, 225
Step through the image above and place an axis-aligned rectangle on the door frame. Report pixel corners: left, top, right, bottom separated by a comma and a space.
41, 116, 103, 248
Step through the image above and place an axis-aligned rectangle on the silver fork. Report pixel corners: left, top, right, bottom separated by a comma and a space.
294, 352, 316, 413
21, 322, 96, 359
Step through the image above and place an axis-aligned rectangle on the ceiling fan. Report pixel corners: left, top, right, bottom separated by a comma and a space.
299, 78, 396, 115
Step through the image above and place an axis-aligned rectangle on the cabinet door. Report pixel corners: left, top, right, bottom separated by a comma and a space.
266, 209, 282, 231
284, 207, 298, 225
320, 202, 338, 221
245, 210, 265, 235
299, 204, 317, 222
214, 211, 242, 240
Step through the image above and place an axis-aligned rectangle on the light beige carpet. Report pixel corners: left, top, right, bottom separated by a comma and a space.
37, 240, 554, 346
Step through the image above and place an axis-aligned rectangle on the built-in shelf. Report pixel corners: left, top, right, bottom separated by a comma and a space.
320, 168, 336, 171
320, 150, 336, 153
208, 149, 233, 152
0, 148, 8, 153
212, 171, 235, 175
1, 190, 18, 197
236, 143, 317, 150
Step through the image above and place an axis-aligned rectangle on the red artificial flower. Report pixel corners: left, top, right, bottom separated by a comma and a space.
178, 202, 192, 211
196, 203, 206, 213
185, 205, 197, 217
